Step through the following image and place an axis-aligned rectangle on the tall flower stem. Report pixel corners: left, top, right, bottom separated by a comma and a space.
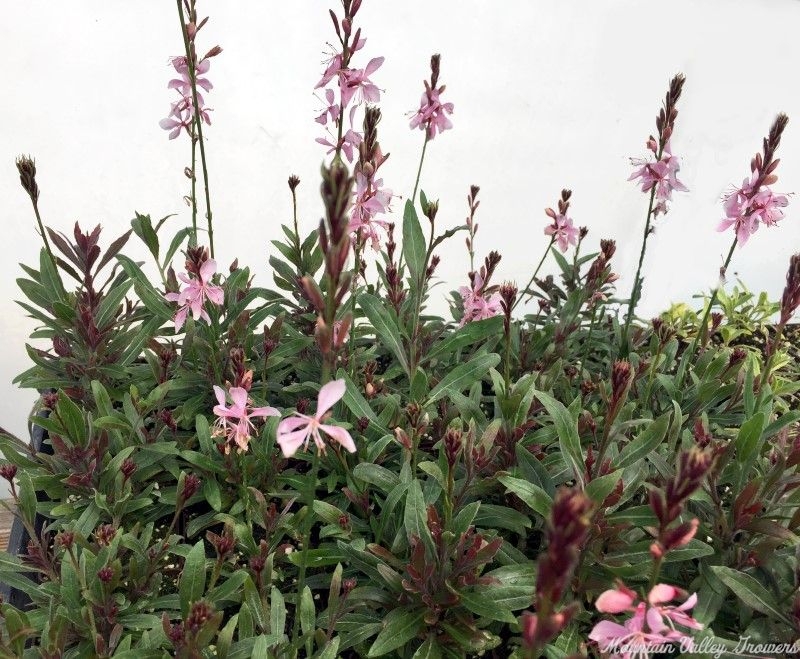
622, 184, 658, 350
189, 127, 198, 246
411, 133, 429, 205
755, 322, 785, 410
177, 0, 214, 257
516, 236, 555, 311
291, 450, 321, 649
677, 237, 738, 389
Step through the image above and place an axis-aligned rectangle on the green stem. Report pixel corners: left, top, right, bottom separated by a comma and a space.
678, 237, 738, 389
411, 133, 429, 205
348, 242, 362, 377
31, 200, 58, 272
516, 236, 555, 311
177, 0, 214, 257
190, 126, 198, 246
622, 186, 658, 353
292, 450, 320, 647
755, 321, 784, 410
579, 305, 599, 373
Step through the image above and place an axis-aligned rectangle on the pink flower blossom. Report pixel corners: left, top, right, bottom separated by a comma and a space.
213, 385, 280, 453
164, 258, 224, 331
459, 272, 502, 327
167, 56, 213, 96
717, 174, 789, 246
315, 88, 341, 126
409, 82, 454, 139
276, 380, 356, 457
339, 57, 384, 108
590, 583, 702, 657
629, 142, 688, 216
160, 57, 214, 139
349, 172, 392, 250
544, 213, 580, 252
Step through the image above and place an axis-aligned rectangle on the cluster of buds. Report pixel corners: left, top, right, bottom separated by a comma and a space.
362, 360, 385, 399
585, 239, 619, 305
207, 523, 236, 562
651, 316, 676, 347
16, 155, 40, 205
649, 448, 715, 560
629, 74, 688, 216
315, 0, 383, 162
499, 282, 518, 338
262, 316, 282, 364
384, 223, 407, 314
606, 360, 634, 429
780, 253, 800, 326
718, 114, 790, 246
349, 106, 392, 251
543, 189, 579, 253
300, 162, 355, 371
159, 1, 222, 140
400, 506, 501, 626
521, 488, 593, 655
163, 600, 222, 655
464, 185, 480, 269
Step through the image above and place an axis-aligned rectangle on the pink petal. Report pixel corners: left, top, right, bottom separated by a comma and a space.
316, 379, 346, 417
229, 387, 249, 411
648, 584, 679, 605
595, 589, 636, 613
320, 424, 356, 453
250, 406, 280, 418
365, 56, 384, 76
213, 385, 227, 407
588, 620, 629, 643
200, 258, 217, 282
277, 427, 310, 457
174, 307, 188, 332
277, 416, 310, 434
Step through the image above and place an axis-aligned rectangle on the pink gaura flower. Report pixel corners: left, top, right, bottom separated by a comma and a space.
167, 56, 213, 96
590, 582, 702, 657
339, 57, 384, 108
349, 172, 392, 250
544, 213, 580, 252
409, 82, 454, 140
213, 385, 280, 453
276, 379, 356, 457
315, 88, 341, 126
459, 272, 502, 327
629, 142, 688, 216
164, 258, 224, 331
717, 174, 789, 246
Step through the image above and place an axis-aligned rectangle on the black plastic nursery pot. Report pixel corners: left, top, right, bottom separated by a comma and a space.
0, 409, 52, 611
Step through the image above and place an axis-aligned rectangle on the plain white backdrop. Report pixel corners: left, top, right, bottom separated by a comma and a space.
2, 0, 800, 467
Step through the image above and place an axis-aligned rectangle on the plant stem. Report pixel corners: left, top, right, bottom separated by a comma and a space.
579, 305, 599, 373
31, 200, 58, 271
177, 0, 214, 257
678, 237, 738, 389
622, 186, 658, 353
411, 133, 429, 205
755, 321, 784, 410
292, 450, 320, 648
189, 126, 198, 246
516, 237, 555, 311
348, 242, 362, 377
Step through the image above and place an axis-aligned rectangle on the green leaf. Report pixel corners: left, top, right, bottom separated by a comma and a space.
584, 470, 622, 504
710, 566, 792, 624
336, 368, 386, 432
534, 391, 584, 487
95, 279, 133, 328
425, 316, 503, 363
179, 540, 206, 616
353, 463, 400, 493
457, 589, 516, 623
131, 213, 160, 261
117, 255, 173, 320
16, 471, 37, 526
58, 390, 86, 445
497, 475, 552, 519
425, 353, 501, 406
367, 607, 425, 657
614, 412, 670, 469
404, 480, 435, 555
270, 586, 286, 637
359, 294, 410, 377
402, 199, 426, 284
412, 637, 443, 659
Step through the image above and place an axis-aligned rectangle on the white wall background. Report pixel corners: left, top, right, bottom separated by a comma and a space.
2, 1, 799, 468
